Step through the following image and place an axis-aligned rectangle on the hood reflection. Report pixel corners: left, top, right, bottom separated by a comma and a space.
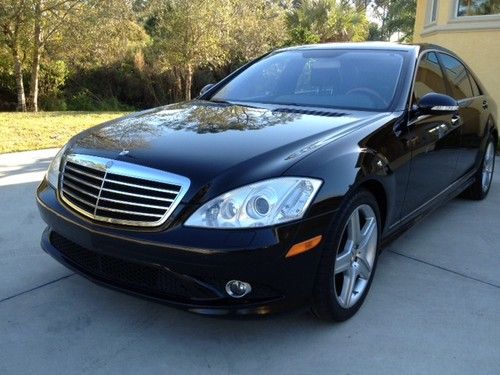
76, 102, 299, 151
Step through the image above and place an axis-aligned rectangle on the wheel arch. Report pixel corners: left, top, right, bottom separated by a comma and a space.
491, 120, 498, 145
486, 114, 497, 142
357, 179, 388, 233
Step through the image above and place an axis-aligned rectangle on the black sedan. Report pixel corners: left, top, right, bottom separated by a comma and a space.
37, 43, 497, 321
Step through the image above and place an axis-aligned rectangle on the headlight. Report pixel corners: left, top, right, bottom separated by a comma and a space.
185, 177, 322, 229
46, 145, 67, 189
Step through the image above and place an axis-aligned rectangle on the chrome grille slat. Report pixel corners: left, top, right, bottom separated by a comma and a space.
103, 177, 180, 194
63, 181, 99, 199
60, 154, 190, 227
98, 196, 171, 210
100, 187, 175, 202
95, 206, 164, 218
64, 173, 102, 191
62, 189, 97, 209
65, 165, 104, 180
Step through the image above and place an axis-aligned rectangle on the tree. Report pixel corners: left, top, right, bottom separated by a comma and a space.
147, 0, 288, 101
0, 0, 415, 112
0, 0, 32, 111
146, 0, 229, 101
286, 0, 369, 45
370, 0, 416, 41
221, 0, 288, 67
27, 0, 146, 111
0, 0, 146, 112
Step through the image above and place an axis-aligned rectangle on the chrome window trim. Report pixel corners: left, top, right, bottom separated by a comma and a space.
59, 154, 190, 227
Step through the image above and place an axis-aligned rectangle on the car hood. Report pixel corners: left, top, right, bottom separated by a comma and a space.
69, 101, 389, 202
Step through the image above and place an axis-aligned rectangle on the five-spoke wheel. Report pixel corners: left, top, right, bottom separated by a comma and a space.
312, 190, 381, 321
334, 204, 378, 309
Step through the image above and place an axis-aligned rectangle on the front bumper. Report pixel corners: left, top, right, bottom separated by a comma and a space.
37, 179, 334, 316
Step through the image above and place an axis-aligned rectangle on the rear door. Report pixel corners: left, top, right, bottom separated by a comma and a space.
438, 52, 485, 177
402, 51, 462, 215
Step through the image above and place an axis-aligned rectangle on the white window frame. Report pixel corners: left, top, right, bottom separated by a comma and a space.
428, 0, 439, 24
455, 0, 500, 18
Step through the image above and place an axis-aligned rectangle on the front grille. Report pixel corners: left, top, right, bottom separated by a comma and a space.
60, 154, 190, 227
49, 232, 216, 300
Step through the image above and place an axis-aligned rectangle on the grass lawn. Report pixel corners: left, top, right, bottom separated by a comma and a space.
0, 111, 129, 154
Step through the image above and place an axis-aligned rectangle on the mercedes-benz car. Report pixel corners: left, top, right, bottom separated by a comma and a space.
37, 43, 497, 321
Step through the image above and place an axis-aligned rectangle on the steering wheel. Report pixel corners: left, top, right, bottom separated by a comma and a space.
346, 88, 388, 108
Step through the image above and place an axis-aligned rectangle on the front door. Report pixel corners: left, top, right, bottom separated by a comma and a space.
402, 52, 461, 216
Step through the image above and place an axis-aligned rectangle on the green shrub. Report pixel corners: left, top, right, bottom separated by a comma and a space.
40, 93, 68, 111
67, 89, 135, 111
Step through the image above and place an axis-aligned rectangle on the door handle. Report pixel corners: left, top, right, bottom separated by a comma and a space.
451, 115, 461, 127
482, 100, 489, 110
406, 135, 419, 148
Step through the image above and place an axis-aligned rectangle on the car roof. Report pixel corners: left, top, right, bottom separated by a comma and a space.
277, 42, 456, 57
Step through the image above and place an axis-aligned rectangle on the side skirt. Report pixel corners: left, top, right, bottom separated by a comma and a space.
380, 170, 476, 248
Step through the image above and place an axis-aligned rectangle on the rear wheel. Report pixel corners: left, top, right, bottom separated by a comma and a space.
311, 190, 380, 322
464, 137, 496, 200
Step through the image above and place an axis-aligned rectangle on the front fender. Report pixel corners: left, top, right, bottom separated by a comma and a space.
284, 114, 410, 233
285, 143, 397, 222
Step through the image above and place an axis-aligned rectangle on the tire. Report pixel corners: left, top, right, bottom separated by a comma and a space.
464, 136, 496, 200
311, 189, 381, 322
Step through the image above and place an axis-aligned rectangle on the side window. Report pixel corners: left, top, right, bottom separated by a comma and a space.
413, 52, 447, 103
438, 53, 474, 100
468, 73, 481, 97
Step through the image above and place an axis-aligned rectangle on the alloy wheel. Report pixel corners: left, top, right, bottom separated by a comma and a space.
334, 204, 378, 309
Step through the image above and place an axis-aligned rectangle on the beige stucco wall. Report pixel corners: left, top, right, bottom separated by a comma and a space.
414, 0, 500, 126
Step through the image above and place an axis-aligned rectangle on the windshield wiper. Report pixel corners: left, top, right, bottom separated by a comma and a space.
209, 99, 234, 106
209, 99, 263, 109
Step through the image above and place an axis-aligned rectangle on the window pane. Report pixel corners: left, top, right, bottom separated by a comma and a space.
469, 74, 481, 97
457, 0, 500, 16
431, 0, 439, 21
439, 53, 473, 100
413, 52, 447, 102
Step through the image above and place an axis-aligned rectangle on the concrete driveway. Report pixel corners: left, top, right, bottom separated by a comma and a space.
0, 149, 499, 375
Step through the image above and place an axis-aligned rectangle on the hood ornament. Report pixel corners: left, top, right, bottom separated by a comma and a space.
119, 150, 130, 156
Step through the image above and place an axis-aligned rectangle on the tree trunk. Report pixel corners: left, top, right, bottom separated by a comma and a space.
28, 0, 42, 112
174, 71, 182, 101
184, 65, 192, 101
12, 43, 27, 112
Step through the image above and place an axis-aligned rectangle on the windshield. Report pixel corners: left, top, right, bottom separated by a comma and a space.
211, 49, 406, 111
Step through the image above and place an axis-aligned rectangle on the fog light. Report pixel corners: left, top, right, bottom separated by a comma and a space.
225, 280, 252, 298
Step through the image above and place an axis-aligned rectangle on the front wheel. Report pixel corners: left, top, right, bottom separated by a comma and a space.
311, 190, 381, 322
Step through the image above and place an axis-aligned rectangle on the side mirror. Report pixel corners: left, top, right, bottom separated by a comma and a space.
415, 92, 459, 116
199, 83, 215, 97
